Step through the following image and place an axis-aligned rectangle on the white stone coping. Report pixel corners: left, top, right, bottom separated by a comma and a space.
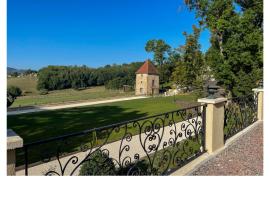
252, 88, 264, 93
197, 97, 227, 104
7, 129, 23, 150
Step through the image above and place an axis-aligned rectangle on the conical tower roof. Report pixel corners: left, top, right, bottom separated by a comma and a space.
136, 60, 159, 75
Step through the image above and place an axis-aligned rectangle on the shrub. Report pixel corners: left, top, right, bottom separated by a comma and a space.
79, 151, 150, 176
79, 150, 116, 176
105, 77, 125, 90
7, 86, 22, 97
22, 90, 32, 96
39, 89, 48, 95
7, 92, 15, 108
117, 160, 150, 175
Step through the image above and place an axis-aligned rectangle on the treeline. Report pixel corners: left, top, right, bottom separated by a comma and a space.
37, 62, 143, 91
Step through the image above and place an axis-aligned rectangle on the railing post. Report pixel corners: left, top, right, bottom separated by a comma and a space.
252, 88, 263, 121
7, 129, 23, 176
197, 97, 227, 153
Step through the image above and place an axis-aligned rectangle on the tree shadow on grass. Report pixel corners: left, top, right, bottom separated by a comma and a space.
8, 105, 149, 166
8, 105, 148, 143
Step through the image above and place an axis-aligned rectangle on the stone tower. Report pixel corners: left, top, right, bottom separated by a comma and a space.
135, 60, 159, 95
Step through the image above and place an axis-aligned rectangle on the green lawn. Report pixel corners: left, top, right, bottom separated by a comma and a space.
11, 86, 134, 107
8, 76, 134, 107
7, 94, 198, 166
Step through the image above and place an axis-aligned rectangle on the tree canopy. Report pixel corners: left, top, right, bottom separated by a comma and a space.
172, 25, 209, 96
37, 62, 143, 91
184, 0, 263, 96
145, 39, 171, 84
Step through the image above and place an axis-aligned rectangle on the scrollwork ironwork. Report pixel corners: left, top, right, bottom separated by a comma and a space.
23, 105, 206, 176
224, 93, 258, 141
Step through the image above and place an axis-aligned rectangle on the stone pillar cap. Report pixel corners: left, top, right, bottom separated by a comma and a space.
198, 97, 227, 104
7, 129, 23, 150
252, 88, 264, 92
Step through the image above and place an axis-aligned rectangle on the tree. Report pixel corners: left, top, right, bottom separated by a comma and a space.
23, 69, 37, 76
11, 72, 19, 77
145, 39, 171, 84
184, 0, 263, 96
7, 86, 22, 108
36, 62, 143, 91
7, 86, 22, 97
172, 62, 187, 88
172, 25, 206, 94
7, 92, 15, 108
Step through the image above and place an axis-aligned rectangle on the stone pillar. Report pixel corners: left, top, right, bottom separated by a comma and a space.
198, 98, 227, 153
7, 129, 23, 176
252, 88, 263, 121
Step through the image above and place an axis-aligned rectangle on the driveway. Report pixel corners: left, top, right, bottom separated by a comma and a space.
8, 96, 148, 115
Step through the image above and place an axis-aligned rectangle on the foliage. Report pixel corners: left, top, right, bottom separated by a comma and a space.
23, 69, 37, 76
145, 39, 171, 84
79, 150, 116, 175
184, 0, 263, 96
80, 154, 150, 176
172, 25, 209, 97
117, 160, 150, 175
38, 89, 49, 95
145, 39, 171, 67
7, 92, 15, 108
224, 95, 258, 139
37, 62, 143, 91
9, 72, 19, 77
7, 85, 22, 97
105, 77, 132, 90
7, 86, 22, 108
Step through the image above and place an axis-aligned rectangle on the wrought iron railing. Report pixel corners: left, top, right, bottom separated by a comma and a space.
21, 105, 206, 176
224, 93, 258, 141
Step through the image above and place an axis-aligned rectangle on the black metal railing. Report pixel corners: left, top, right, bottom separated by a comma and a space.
22, 105, 206, 176
224, 93, 258, 141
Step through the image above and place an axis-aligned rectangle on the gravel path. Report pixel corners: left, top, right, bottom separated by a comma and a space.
8, 96, 147, 115
191, 121, 263, 176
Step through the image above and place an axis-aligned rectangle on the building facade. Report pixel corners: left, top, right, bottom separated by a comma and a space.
135, 60, 159, 96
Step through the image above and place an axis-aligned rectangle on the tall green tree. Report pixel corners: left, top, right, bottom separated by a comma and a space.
145, 39, 171, 84
172, 25, 207, 94
184, 0, 263, 97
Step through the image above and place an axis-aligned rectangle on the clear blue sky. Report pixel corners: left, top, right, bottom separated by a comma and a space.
8, 0, 210, 70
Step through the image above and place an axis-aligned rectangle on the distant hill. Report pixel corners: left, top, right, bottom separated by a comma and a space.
7, 67, 26, 75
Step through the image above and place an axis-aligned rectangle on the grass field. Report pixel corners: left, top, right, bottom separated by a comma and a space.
8, 94, 197, 142
7, 76, 38, 94
7, 94, 198, 166
7, 76, 134, 107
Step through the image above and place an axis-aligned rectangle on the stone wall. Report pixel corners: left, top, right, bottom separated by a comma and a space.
146, 75, 159, 95
135, 74, 159, 95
